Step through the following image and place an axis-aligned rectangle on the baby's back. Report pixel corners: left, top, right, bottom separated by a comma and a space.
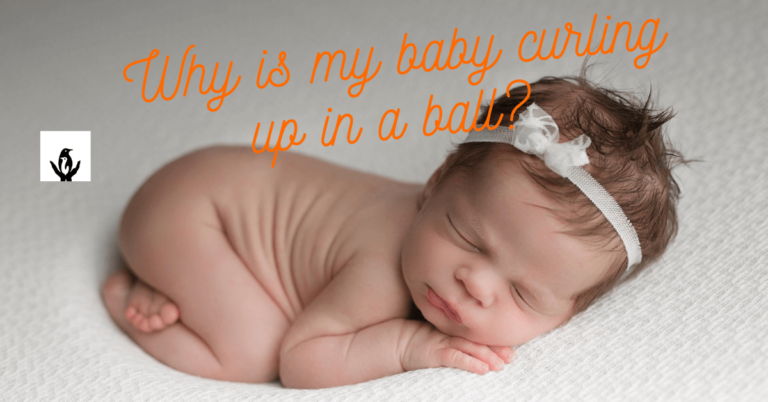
193, 145, 421, 322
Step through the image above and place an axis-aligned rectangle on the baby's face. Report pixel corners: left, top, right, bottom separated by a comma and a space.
401, 157, 619, 346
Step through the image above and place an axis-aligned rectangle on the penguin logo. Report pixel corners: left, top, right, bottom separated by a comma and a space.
50, 148, 81, 181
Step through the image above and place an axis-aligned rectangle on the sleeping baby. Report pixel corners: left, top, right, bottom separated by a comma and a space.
102, 68, 685, 389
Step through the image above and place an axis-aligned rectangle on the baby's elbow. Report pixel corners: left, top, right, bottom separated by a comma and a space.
278, 363, 317, 389
278, 351, 314, 389
278, 352, 344, 389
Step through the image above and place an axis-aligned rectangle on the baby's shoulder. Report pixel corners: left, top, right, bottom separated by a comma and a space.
330, 188, 422, 314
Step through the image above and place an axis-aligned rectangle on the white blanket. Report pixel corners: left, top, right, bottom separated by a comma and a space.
1, 0, 766, 400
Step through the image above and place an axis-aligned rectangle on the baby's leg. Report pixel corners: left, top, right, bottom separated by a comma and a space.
102, 148, 291, 383
104, 267, 224, 375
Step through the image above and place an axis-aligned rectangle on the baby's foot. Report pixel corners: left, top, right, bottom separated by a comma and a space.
124, 274, 180, 333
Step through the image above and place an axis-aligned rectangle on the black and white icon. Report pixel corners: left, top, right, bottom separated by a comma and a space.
40, 131, 91, 182
50, 148, 81, 181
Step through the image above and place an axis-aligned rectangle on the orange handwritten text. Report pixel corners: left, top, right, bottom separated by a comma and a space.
252, 119, 306, 167
310, 48, 382, 97
518, 14, 667, 69
503, 80, 531, 129
321, 108, 363, 146
422, 87, 509, 136
378, 109, 407, 141
397, 28, 502, 85
122, 45, 241, 112
256, 50, 290, 88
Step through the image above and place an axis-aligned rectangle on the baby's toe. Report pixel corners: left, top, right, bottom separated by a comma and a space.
135, 316, 153, 333
127, 309, 153, 333
159, 302, 180, 325
148, 314, 165, 331
128, 313, 142, 327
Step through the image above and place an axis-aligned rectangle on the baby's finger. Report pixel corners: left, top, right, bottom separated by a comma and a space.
448, 337, 505, 371
436, 347, 489, 375
488, 345, 516, 364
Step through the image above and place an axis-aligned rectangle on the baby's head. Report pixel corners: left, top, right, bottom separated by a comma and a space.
401, 68, 685, 346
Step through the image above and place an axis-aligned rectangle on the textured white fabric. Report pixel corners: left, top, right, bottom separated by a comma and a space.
464, 103, 643, 274
1, 0, 767, 401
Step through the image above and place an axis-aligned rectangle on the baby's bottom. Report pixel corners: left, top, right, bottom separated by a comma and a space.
101, 150, 290, 383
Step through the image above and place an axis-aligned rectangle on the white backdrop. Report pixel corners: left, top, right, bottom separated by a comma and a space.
1, 0, 767, 400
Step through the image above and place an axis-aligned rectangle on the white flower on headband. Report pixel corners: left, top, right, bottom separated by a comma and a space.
513, 103, 591, 177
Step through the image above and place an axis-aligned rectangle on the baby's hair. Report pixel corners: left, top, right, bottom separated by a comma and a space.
421, 62, 689, 318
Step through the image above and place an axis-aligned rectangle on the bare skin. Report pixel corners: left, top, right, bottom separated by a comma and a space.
102, 145, 617, 387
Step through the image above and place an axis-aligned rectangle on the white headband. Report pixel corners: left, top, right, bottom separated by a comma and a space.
464, 102, 641, 280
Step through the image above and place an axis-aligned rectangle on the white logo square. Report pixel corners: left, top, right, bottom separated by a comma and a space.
40, 131, 91, 182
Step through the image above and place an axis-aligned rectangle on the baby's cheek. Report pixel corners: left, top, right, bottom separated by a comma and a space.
465, 314, 522, 346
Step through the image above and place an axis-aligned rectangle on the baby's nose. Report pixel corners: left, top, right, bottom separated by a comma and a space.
455, 267, 494, 308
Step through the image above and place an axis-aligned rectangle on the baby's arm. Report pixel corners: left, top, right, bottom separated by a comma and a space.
279, 255, 513, 389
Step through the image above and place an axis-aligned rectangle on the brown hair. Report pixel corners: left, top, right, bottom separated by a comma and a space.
419, 62, 688, 317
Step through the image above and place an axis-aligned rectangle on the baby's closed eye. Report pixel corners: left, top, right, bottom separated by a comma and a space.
512, 286, 529, 308
447, 212, 480, 252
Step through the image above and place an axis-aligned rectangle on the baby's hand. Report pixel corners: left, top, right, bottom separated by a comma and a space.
400, 322, 516, 375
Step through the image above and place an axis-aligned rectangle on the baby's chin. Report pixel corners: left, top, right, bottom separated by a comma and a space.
442, 325, 515, 346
